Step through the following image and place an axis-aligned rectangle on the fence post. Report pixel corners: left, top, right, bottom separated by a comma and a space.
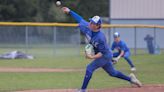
25, 26, 29, 53
153, 27, 156, 47
134, 27, 137, 55
108, 27, 111, 46
53, 26, 56, 56
108, 0, 111, 46
113, 27, 116, 33
77, 28, 81, 56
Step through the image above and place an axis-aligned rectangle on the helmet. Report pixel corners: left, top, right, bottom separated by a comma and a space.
89, 16, 102, 25
113, 32, 120, 38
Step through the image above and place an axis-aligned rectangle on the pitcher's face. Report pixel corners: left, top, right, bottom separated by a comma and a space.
89, 22, 100, 32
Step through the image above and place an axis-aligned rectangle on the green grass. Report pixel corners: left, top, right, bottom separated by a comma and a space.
0, 55, 87, 68
0, 72, 83, 92
0, 52, 163, 91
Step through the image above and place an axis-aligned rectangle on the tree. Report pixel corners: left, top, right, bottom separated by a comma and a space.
0, 0, 109, 22
58, 0, 108, 23
0, 0, 38, 22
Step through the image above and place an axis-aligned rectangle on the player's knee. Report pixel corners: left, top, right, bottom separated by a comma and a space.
85, 70, 92, 79
109, 71, 118, 77
124, 53, 130, 58
124, 56, 129, 60
113, 53, 119, 57
86, 64, 94, 73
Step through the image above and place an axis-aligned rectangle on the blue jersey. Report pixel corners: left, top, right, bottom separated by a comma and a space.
111, 40, 129, 52
69, 11, 112, 59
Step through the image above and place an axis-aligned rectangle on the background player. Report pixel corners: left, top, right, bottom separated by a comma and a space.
112, 32, 136, 71
61, 7, 142, 92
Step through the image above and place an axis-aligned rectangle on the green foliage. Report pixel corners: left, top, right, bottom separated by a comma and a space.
0, 0, 38, 22
62, 0, 109, 23
0, 0, 109, 22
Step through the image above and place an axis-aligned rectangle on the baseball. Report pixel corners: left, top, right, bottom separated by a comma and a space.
56, 1, 61, 6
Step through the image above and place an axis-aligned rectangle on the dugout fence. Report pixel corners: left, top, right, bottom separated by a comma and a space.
0, 22, 163, 57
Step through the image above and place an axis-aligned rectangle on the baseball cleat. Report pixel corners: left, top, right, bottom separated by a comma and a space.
131, 67, 136, 72
129, 73, 142, 87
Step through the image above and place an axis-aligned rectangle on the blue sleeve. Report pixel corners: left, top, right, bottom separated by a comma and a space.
119, 42, 126, 51
69, 10, 83, 23
69, 11, 92, 38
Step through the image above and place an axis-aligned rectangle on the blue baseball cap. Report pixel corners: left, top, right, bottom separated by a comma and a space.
113, 32, 120, 38
89, 16, 102, 25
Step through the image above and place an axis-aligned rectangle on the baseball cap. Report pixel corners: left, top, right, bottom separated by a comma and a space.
89, 16, 102, 25
113, 32, 120, 38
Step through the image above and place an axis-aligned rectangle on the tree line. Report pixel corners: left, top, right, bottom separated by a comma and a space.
0, 0, 108, 22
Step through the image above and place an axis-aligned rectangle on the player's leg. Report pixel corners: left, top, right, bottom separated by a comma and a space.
80, 58, 104, 91
102, 61, 131, 81
113, 52, 120, 57
102, 61, 142, 87
78, 69, 92, 92
123, 52, 136, 71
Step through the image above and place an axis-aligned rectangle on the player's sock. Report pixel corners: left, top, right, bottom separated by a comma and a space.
114, 71, 131, 82
81, 70, 92, 89
124, 57, 135, 68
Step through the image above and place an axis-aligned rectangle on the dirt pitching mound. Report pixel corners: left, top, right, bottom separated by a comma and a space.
16, 84, 164, 92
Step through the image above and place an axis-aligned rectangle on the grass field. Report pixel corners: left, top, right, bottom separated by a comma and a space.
0, 48, 163, 92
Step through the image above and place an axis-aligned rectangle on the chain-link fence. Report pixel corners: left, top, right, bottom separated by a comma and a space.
0, 25, 80, 58
0, 23, 163, 58
108, 27, 164, 55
